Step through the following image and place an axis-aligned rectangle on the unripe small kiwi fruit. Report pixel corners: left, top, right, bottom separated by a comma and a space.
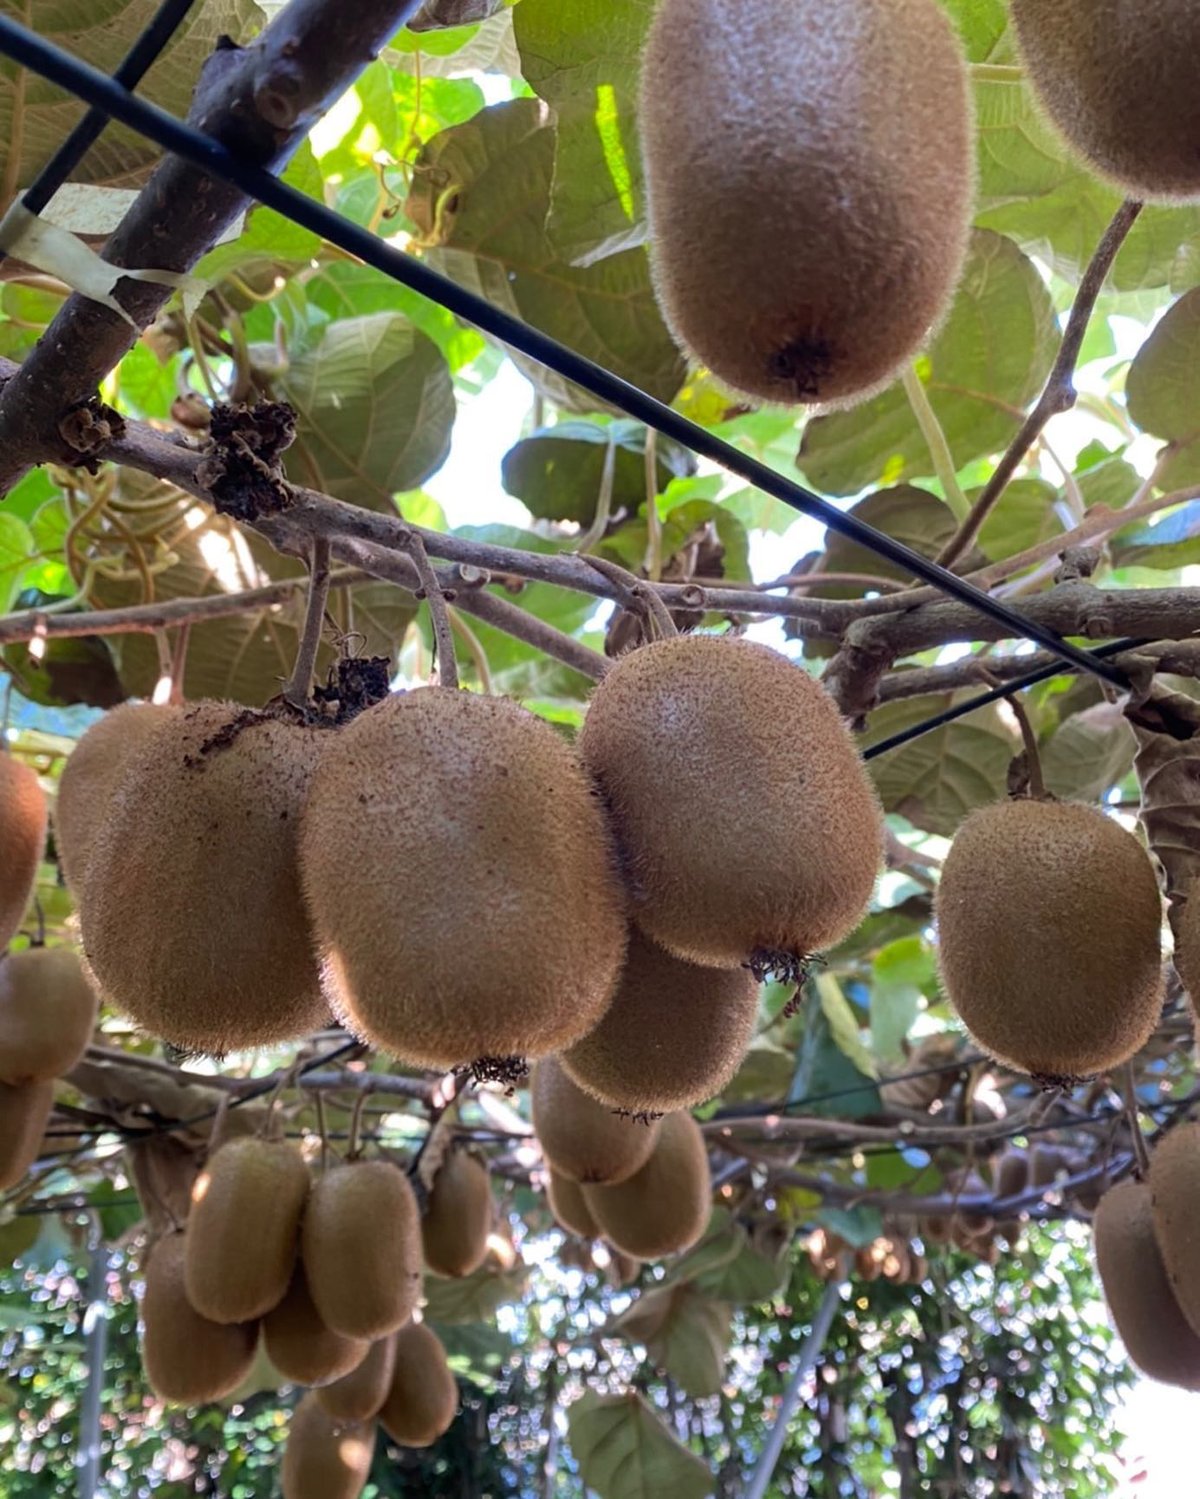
0, 1076, 53, 1189
0, 755, 46, 950
532, 1058, 660, 1186
547, 1168, 599, 1239
299, 688, 626, 1069
935, 799, 1163, 1082
302, 1160, 423, 1340
0, 946, 97, 1084
640, 0, 973, 405
317, 1335, 397, 1424
1095, 1178, 1200, 1390
582, 1112, 711, 1261
264, 1263, 370, 1387
185, 1136, 309, 1323
282, 1391, 376, 1499
1149, 1122, 1200, 1337
378, 1320, 458, 1448
1010, 0, 1200, 202
140, 1233, 258, 1404
421, 1148, 493, 1279
79, 701, 329, 1053
562, 929, 760, 1113
578, 637, 883, 971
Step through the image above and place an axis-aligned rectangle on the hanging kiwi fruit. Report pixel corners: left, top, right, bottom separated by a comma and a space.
0, 945, 98, 1085
0, 752, 46, 951
531, 1058, 660, 1186
581, 1111, 712, 1261
421, 1147, 493, 1279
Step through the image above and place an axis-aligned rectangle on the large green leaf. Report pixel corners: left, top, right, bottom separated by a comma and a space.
609, 1284, 731, 1398
869, 936, 932, 1067
789, 998, 879, 1119
1125, 288, 1200, 489
667, 1209, 790, 1305
303, 261, 485, 372
0, 513, 33, 612
501, 419, 693, 525
421, 1261, 530, 1324
1040, 703, 1135, 803
568, 1392, 713, 1499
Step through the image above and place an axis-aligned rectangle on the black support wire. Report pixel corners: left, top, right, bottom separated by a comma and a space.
0, 16, 1134, 695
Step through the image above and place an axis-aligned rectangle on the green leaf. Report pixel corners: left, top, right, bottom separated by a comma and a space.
0, 1214, 39, 1265
0, 513, 34, 611
420, 1261, 530, 1324
609, 1283, 731, 1398
195, 143, 324, 284
501, 419, 693, 524
668, 1211, 790, 1306
816, 1204, 883, 1250
1040, 703, 1135, 802
720, 1041, 794, 1105
303, 261, 485, 372
814, 972, 876, 1080
88, 1180, 142, 1243
976, 478, 1063, 563
790, 997, 880, 1119
1111, 500, 1200, 570
1125, 287, 1200, 489
568, 1391, 713, 1499
870, 936, 932, 1066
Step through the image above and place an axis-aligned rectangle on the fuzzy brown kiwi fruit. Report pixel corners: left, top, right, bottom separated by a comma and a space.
0, 754, 46, 950
55, 703, 169, 896
532, 1058, 660, 1186
140, 1233, 258, 1404
935, 800, 1163, 1082
578, 637, 883, 974
282, 1391, 376, 1499
264, 1263, 370, 1387
994, 1150, 1029, 1245
582, 1112, 711, 1261
421, 1148, 493, 1279
302, 1160, 422, 1340
639, 0, 973, 406
561, 928, 760, 1113
378, 1320, 458, 1449
0, 1077, 53, 1190
317, 1335, 397, 1424
1149, 1121, 1200, 1336
79, 701, 329, 1053
299, 688, 626, 1069
0, 946, 97, 1084
1095, 1178, 1200, 1390
1029, 1145, 1072, 1190
1010, 1, 1200, 202
547, 1168, 599, 1238
185, 1136, 309, 1323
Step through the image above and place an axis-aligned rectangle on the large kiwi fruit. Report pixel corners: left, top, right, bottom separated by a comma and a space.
0, 946, 97, 1084
1010, 1, 1200, 201
282, 1391, 376, 1499
140, 1232, 258, 1404
79, 701, 329, 1053
317, 1335, 397, 1424
421, 1148, 493, 1279
185, 1136, 310, 1323
935, 799, 1163, 1081
582, 1111, 711, 1261
264, 1263, 370, 1387
299, 688, 626, 1069
378, 1320, 458, 1448
639, 0, 973, 405
0, 754, 46, 950
1149, 1122, 1200, 1336
547, 1168, 599, 1239
302, 1160, 422, 1339
578, 637, 883, 972
0, 1076, 53, 1189
561, 929, 760, 1113
532, 1058, 659, 1185
1095, 1178, 1200, 1389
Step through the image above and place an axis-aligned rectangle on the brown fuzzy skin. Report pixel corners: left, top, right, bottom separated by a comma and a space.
317, 1335, 397, 1424
547, 1168, 600, 1238
185, 1137, 310, 1323
264, 1263, 370, 1387
299, 688, 627, 1068
562, 928, 759, 1113
935, 800, 1164, 1079
79, 701, 329, 1054
421, 1149, 493, 1279
140, 1233, 258, 1404
282, 1392, 376, 1499
302, 1161, 423, 1340
582, 1111, 711, 1261
55, 703, 169, 896
531, 1058, 660, 1186
0, 1076, 53, 1189
1011, 0, 1200, 202
0, 755, 46, 951
378, 1320, 458, 1449
1150, 1122, 1200, 1339
0, 947, 98, 1085
1174, 878, 1200, 1000
1097, 1178, 1200, 1390
639, 0, 973, 405
578, 637, 883, 968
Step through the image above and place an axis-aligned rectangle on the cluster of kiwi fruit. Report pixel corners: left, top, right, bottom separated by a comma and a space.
808, 1228, 929, 1288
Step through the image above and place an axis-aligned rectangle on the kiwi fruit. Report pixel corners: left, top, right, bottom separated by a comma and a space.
302, 1160, 423, 1340
531, 1058, 660, 1186
282, 1391, 376, 1499
639, 0, 973, 406
1029, 1145, 1073, 1190
0, 754, 46, 951
1149, 1121, 1200, 1336
0, 1076, 54, 1189
855, 1245, 882, 1283
994, 1150, 1029, 1245
299, 688, 626, 1069
378, 1319, 458, 1449
1095, 1178, 1200, 1390
1010, 1, 1200, 202
935, 799, 1164, 1081
578, 637, 883, 972
55, 703, 169, 896
185, 1136, 310, 1323
140, 1232, 258, 1404
264, 1263, 370, 1387
561, 928, 760, 1113
317, 1335, 397, 1424
582, 1111, 711, 1261
0, 946, 98, 1084
79, 701, 329, 1053
421, 1148, 493, 1279
547, 1168, 599, 1239
1173, 877, 1200, 1000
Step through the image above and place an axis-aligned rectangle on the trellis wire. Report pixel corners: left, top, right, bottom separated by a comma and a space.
0, 15, 1133, 706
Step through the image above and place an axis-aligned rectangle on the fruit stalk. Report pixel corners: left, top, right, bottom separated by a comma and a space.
284, 537, 333, 711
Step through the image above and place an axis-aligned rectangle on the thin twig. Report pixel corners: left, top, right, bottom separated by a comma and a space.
576, 436, 617, 553
399, 527, 459, 690
643, 426, 663, 583
1003, 691, 1047, 800
583, 552, 677, 640
284, 536, 332, 710
1121, 1063, 1151, 1177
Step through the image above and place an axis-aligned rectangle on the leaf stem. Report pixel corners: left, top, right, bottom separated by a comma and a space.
283, 536, 332, 710
399, 526, 459, 691
901, 364, 971, 522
